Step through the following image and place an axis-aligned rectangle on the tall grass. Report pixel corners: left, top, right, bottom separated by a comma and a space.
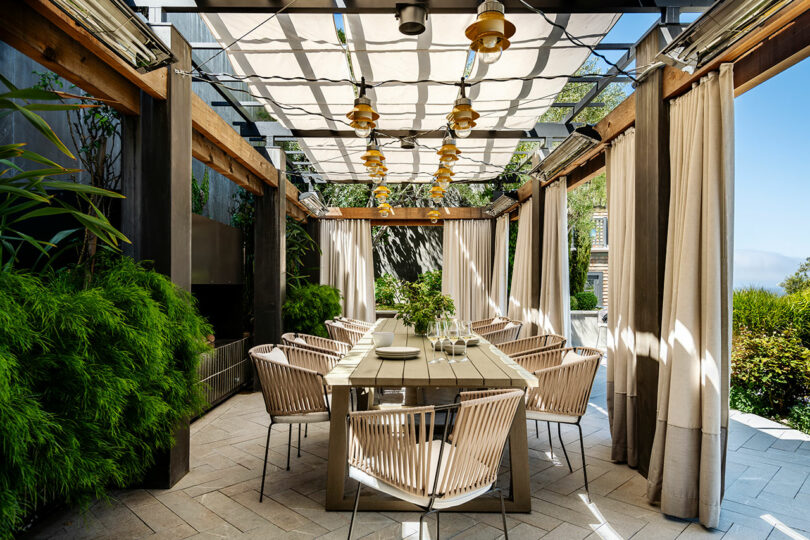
0, 257, 210, 539
733, 288, 810, 346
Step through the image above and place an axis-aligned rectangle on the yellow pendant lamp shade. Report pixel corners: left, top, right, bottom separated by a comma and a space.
346, 77, 379, 138
429, 185, 445, 199
378, 202, 392, 217
434, 166, 454, 180
427, 209, 440, 224
447, 83, 479, 139
374, 185, 390, 201
362, 140, 385, 170
437, 135, 461, 166
465, 0, 515, 65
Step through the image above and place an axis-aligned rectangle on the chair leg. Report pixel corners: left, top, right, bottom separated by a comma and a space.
557, 423, 573, 473
535, 419, 539, 439
286, 424, 292, 471
419, 512, 426, 540
578, 423, 590, 502
546, 422, 554, 459
259, 423, 272, 502
436, 511, 440, 540
297, 424, 302, 458
347, 483, 361, 540
305, 424, 308, 438
499, 488, 509, 540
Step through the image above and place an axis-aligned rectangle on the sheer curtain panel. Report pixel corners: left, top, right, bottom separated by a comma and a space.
442, 220, 492, 321
320, 219, 375, 322
605, 128, 638, 466
646, 65, 734, 529
489, 215, 510, 317
538, 180, 570, 340
507, 200, 534, 336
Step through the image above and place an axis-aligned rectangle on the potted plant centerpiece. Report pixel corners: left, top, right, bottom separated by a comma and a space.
395, 277, 455, 336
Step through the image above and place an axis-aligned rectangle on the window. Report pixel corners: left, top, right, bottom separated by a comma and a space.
592, 216, 608, 248
586, 272, 603, 305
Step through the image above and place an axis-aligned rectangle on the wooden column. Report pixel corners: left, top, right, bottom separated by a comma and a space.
121, 25, 192, 291
633, 29, 670, 477
529, 177, 544, 336
254, 147, 287, 347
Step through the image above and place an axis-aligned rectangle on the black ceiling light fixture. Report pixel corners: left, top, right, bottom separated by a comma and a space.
395, 3, 428, 36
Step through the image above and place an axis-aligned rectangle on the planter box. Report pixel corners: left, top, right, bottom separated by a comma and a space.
571, 310, 600, 349
139, 420, 190, 489
376, 309, 397, 319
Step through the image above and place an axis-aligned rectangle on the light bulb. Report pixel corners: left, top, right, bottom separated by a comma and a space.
455, 122, 471, 138
354, 122, 371, 138
380, 210, 389, 217
482, 35, 500, 49
431, 218, 438, 224
480, 49, 502, 64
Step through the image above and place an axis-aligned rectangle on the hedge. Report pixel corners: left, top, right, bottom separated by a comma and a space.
0, 257, 210, 538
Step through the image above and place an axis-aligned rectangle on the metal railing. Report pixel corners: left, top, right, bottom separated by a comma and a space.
198, 337, 251, 411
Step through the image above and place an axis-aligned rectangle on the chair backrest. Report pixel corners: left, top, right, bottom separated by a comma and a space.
496, 333, 566, 357
470, 317, 506, 330
338, 316, 374, 330
325, 320, 364, 346
347, 389, 522, 503
473, 320, 510, 335
249, 348, 328, 417
479, 321, 523, 345
276, 344, 339, 376
526, 349, 601, 419
513, 348, 565, 373
281, 332, 350, 356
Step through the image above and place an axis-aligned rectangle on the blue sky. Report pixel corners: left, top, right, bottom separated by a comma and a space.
603, 15, 810, 292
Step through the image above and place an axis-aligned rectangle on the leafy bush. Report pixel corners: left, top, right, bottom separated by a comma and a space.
731, 330, 810, 417
570, 295, 579, 310
374, 273, 400, 308
395, 278, 455, 335
788, 403, 810, 434
733, 288, 810, 347
416, 269, 442, 295
0, 257, 210, 538
286, 218, 320, 290
282, 283, 342, 337
574, 291, 598, 311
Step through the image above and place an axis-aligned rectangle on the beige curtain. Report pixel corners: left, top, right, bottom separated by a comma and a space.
605, 128, 638, 466
538, 180, 570, 340
647, 65, 734, 529
320, 219, 375, 322
507, 200, 534, 336
489, 214, 509, 317
442, 220, 492, 321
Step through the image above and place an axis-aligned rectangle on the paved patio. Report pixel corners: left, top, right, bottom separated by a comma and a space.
29, 365, 810, 539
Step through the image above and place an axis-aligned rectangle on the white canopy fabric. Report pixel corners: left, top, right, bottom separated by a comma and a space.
201, 12, 618, 183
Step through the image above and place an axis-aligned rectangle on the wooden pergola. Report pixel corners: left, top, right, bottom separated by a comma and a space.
2, 0, 809, 491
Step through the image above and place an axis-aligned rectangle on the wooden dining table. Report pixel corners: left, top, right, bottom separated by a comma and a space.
323, 317, 538, 513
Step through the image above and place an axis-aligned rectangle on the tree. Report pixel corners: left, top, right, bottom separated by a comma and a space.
568, 174, 606, 295
781, 257, 810, 295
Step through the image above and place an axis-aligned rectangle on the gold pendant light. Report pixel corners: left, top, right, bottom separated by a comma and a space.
429, 183, 446, 200
447, 78, 479, 138
378, 202, 392, 217
362, 137, 385, 172
437, 130, 462, 167
373, 184, 390, 203
465, 0, 515, 65
346, 77, 379, 138
427, 209, 440, 224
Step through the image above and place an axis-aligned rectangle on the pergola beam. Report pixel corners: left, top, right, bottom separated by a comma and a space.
135, 0, 713, 14
322, 207, 488, 221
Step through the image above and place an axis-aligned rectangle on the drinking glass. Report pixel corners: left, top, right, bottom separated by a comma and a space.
436, 319, 448, 363
459, 320, 473, 362
427, 321, 443, 364
447, 319, 460, 364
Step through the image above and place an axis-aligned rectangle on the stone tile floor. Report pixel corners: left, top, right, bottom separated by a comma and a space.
29, 365, 810, 539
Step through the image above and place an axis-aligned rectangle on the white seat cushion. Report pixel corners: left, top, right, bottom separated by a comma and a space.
525, 410, 580, 424
349, 440, 493, 509
254, 348, 288, 365
273, 411, 330, 424
292, 336, 307, 345
562, 350, 583, 365
504, 322, 519, 329
331, 321, 344, 328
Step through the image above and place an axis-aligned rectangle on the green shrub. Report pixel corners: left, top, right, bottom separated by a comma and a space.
395, 279, 455, 336
788, 403, 810, 434
0, 257, 210, 538
574, 291, 598, 311
733, 288, 810, 347
282, 283, 342, 337
570, 295, 579, 310
416, 269, 442, 295
731, 330, 810, 417
374, 273, 400, 308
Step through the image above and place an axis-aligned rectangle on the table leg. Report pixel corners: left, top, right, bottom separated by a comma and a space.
508, 399, 532, 512
326, 386, 350, 510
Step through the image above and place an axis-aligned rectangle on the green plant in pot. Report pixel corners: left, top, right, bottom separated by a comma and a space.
395, 279, 455, 335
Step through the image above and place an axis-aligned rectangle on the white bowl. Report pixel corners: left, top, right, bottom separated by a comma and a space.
372, 332, 394, 347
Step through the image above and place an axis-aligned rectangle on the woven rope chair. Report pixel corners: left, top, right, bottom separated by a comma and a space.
478, 321, 523, 345
470, 317, 508, 331
326, 320, 365, 346
347, 389, 523, 540
249, 347, 330, 501
496, 333, 566, 358
337, 316, 374, 330
472, 320, 510, 335
282, 332, 350, 357
525, 347, 601, 501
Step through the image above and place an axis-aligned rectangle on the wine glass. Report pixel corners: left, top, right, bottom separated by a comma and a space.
436, 319, 448, 363
459, 320, 473, 362
447, 319, 460, 364
427, 321, 443, 364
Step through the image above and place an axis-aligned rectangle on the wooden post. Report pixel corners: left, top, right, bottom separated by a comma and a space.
121, 24, 193, 488
121, 25, 192, 291
254, 147, 287, 347
633, 28, 670, 477
529, 177, 544, 336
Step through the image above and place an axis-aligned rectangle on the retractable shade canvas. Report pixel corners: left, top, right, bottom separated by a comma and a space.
202, 11, 618, 183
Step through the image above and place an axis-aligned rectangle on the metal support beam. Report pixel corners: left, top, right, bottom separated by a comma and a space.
563, 47, 635, 124
133, 0, 713, 14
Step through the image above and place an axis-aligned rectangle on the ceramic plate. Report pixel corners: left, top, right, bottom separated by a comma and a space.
375, 346, 421, 360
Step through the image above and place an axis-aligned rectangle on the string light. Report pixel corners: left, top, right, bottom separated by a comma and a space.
434, 166, 454, 191
429, 183, 446, 200
362, 137, 385, 171
447, 78, 479, 138
346, 77, 379, 138
437, 130, 462, 168
374, 184, 390, 202
378, 202, 392, 217
465, 0, 515, 65
428, 209, 440, 224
